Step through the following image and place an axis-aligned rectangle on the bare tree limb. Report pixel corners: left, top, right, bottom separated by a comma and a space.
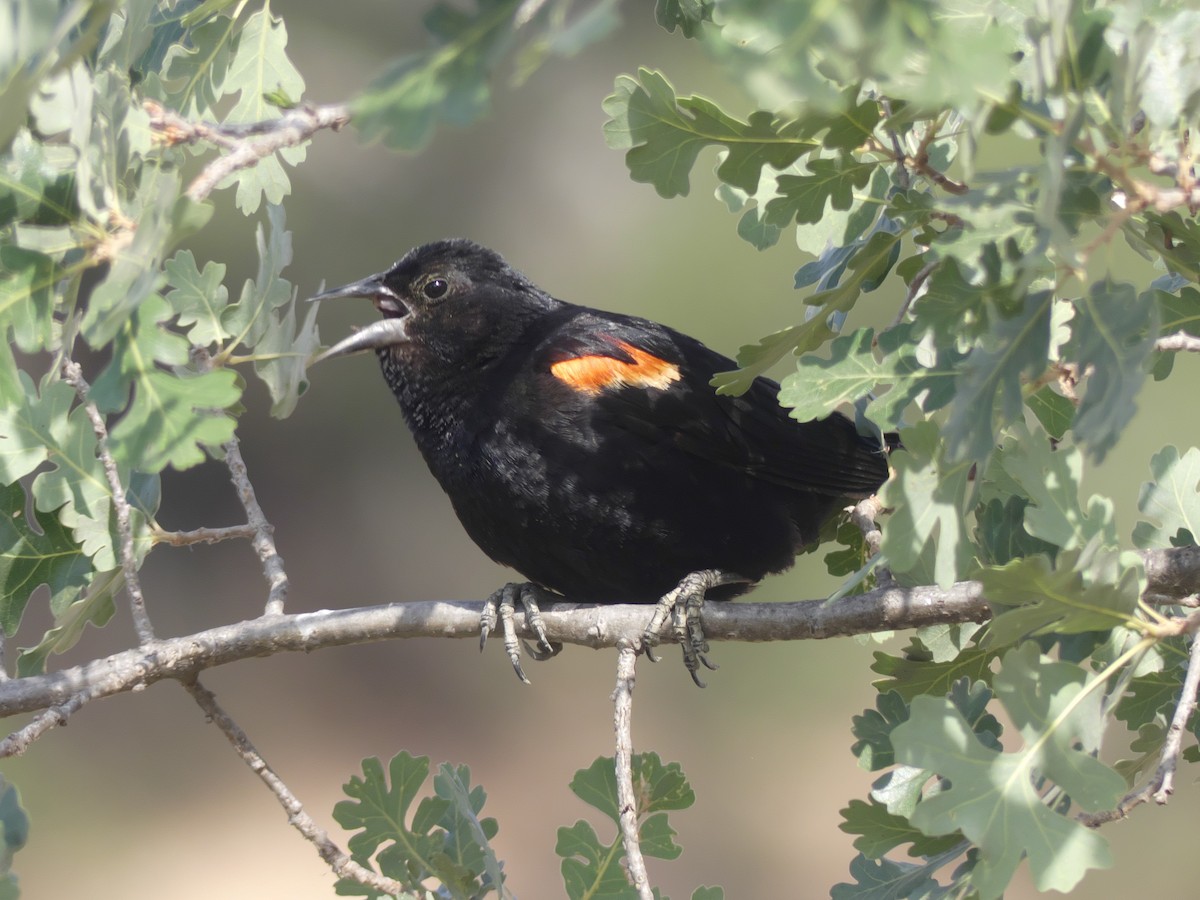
183, 677, 411, 898
1081, 630, 1200, 827
1152, 630, 1200, 802
1155, 331, 1200, 353
2, 543, 1195, 720
146, 101, 352, 203
224, 436, 290, 616
612, 642, 652, 900
0, 690, 92, 758
61, 361, 156, 644
154, 524, 260, 547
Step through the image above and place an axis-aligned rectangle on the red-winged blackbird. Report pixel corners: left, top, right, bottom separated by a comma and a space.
312, 239, 891, 685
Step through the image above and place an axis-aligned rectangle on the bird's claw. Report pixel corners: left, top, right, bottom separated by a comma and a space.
479, 582, 562, 682
641, 569, 749, 687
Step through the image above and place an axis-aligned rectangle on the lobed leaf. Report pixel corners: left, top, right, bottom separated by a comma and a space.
603, 68, 817, 198
1132, 445, 1200, 550
892, 644, 1124, 899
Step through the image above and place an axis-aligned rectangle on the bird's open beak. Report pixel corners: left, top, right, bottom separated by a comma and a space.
309, 273, 410, 363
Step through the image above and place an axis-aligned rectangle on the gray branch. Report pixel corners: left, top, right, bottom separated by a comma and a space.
3, 544, 1195, 720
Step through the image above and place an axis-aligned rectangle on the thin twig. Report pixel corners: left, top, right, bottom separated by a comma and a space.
154, 524, 260, 546
850, 495, 890, 585
146, 101, 352, 203
1153, 631, 1200, 802
224, 436, 289, 616
879, 98, 910, 190
61, 361, 156, 644
1155, 332, 1200, 353
612, 642, 652, 900
1081, 630, 1200, 826
0, 690, 92, 757
182, 677, 411, 898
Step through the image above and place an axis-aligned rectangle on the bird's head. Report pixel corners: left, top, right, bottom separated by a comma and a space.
310, 239, 554, 368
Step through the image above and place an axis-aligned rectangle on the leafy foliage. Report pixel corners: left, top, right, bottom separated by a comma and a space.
334, 752, 504, 899
3, 1, 1200, 898
556, 753, 708, 899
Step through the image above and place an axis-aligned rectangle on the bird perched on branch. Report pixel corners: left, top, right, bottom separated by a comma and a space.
311, 240, 892, 685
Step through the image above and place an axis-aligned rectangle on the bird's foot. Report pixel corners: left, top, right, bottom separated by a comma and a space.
480, 582, 563, 683
641, 569, 751, 687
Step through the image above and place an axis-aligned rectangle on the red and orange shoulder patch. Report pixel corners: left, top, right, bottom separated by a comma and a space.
551, 339, 681, 395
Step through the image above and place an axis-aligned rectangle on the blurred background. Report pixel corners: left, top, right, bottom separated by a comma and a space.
5, 3, 1199, 898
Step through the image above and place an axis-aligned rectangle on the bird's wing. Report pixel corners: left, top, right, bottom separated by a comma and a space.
536, 311, 889, 498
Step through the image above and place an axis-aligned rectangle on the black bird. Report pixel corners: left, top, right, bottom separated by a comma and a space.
312, 240, 891, 685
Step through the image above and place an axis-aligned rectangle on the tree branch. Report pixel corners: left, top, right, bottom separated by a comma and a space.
61, 361, 156, 644
612, 643, 652, 900
223, 436, 290, 615
2, 544, 1195, 720
183, 677, 410, 897
146, 101, 352, 203
1081, 628, 1200, 827
1155, 331, 1200, 353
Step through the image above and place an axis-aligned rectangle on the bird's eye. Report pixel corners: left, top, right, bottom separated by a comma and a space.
423, 277, 449, 300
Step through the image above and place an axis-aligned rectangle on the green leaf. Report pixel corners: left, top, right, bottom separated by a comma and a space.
603, 68, 817, 198
335, 752, 435, 860
764, 157, 876, 227
559, 754, 694, 898
0, 481, 91, 634
0, 776, 28, 873
1156, 285, 1200, 335
1115, 671, 1180, 730
878, 422, 975, 588
0, 245, 56, 352
908, 256, 994, 346
780, 324, 959, 428
944, 290, 1053, 465
334, 752, 500, 896
352, 0, 522, 150
0, 375, 150, 571
1065, 281, 1158, 462
557, 817, 636, 900
914, 622, 986, 665
569, 756, 621, 823
654, 0, 713, 38
979, 550, 1140, 648
871, 650, 998, 702
16, 566, 120, 676
222, 5, 307, 213
996, 425, 1117, 551
1024, 386, 1074, 441
839, 798, 961, 859
79, 169, 180, 347
638, 812, 682, 860
164, 250, 231, 346
1132, 445, 1200, 549
974, 496, 1059, 566
161, 14, 238, 118
714, 228, 905, 395
252, 288, 318, 418
852, 691, 909, 771
1115, 723, 1166, 784
432, 764, 505, 897
778, 328, 880, 420
90, 295, 239, 473
221, 203, 294, 351
831, 852, 945, 900
1133, 9, 1200, 129
892, 644, 1124, 899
